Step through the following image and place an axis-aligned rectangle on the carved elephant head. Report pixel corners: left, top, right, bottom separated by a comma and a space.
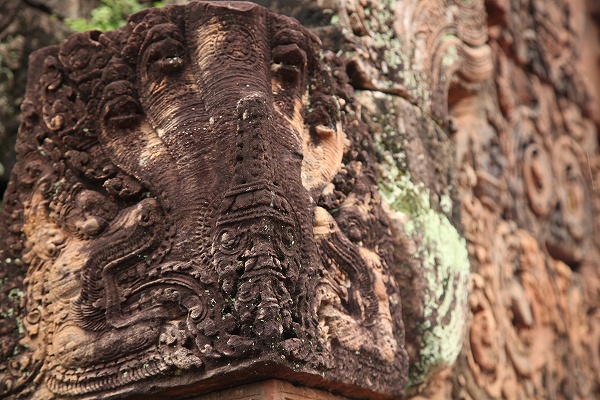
0, 2, 407, 399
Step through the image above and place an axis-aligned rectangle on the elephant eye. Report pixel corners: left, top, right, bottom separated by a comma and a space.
271, 41, 308, 117
157, 56, 184, 73
144, 38, 186, 75
272, 43, 306, 71
101, 81, 142, 128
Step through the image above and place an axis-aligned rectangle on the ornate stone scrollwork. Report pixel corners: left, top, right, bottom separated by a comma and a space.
522, 141, 556, 218
450, 0, 599, 397
0, 2, 408, 399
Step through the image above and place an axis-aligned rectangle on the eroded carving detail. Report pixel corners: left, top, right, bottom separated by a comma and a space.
0, 2, 407, 398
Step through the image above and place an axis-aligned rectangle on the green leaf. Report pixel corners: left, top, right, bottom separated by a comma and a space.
65, 0, 164, 32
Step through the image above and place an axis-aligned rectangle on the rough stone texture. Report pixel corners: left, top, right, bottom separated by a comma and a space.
1, 0, 600, 399
0, 1, 408, 399
258, 0, 600, 398
0, 0, 179, 198
0, 0, 75, 197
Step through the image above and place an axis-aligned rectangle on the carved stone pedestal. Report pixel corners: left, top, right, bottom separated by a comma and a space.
191, 380, 347, 400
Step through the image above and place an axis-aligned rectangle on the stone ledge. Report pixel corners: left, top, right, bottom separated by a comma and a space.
191, 380, 348, 400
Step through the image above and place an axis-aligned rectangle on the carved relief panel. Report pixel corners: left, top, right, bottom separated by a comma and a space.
450, 0, 600, 398
0, 2, 408, 398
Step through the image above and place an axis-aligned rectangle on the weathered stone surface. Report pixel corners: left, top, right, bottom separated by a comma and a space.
2, 0, 600, 399
0, 1, 408, 398
262, 0, 600, 398
0, 0, 74, 197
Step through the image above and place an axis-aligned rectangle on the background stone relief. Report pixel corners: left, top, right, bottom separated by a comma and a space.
1, 0, 599, 399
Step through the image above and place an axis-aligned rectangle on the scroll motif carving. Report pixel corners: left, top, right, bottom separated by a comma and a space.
449, 0, 600, 397
0, 2, 408, 399
3, 0, 599, 399
333, 0, 493, 125
522, 142, 555, 217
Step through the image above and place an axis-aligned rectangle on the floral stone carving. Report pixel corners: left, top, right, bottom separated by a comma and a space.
0, 1, 410, 399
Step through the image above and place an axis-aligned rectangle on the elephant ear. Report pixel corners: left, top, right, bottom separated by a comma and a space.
267, 15, 344, 196
0, 27, 145, 396
293, 15, 409, 390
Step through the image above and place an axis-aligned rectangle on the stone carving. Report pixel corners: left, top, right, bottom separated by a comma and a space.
233, 0, 490, 394
192, 379, 349, 400
0, 2, 408, 399
0, 0, 74, 197
3, 0, 600, 399
448, 0, 600, 397
338, 0, 493, 125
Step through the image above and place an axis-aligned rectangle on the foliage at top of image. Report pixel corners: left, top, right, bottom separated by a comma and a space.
65, 0, 164, 32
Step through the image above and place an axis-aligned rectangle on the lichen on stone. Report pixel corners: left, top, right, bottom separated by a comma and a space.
374, 112, 470, 387
404, 196, 469, 386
